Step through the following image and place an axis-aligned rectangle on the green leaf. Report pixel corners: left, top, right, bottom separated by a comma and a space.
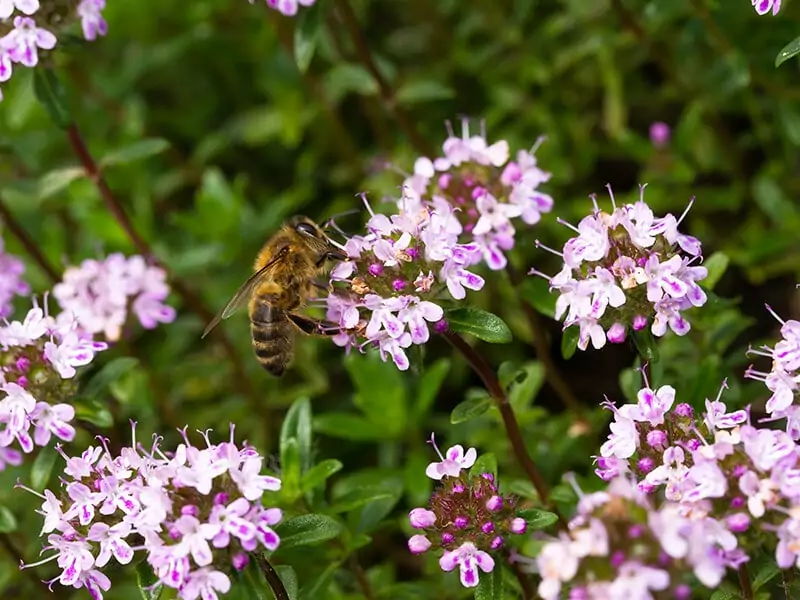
0, 506, 18, 533
396, 79, 455, 104
346, 353, 407, 435
474, 565, 503, 600
313, 412, 385, 441
274, 514, 342, 550
328, 486, 394, 513
451, 393, 492, 424
703, 252, 730, 291
508, 361, 545, 411
37, 167, 85, 199
752, 561, 780, 591
519, 277, 556, 319
323, 64, 379, 102
33, 68, 71, 129
709, 585, 742, 600
776, 36, 800, 67
632, 328, 659, 364
31, 445, 58, 490
294, 1, 324, 73
74, 400, 114, 428
413, 358, 451, 421
469, 452, 497, 480
300, 459, 343, 493
100, 139, 170, 168
274, 565, 299, 600
518, 508, 558, 530
136, 560, 163, 600
280, 438, 301, 502
446, 308, 512, 344
299, 561, 341, 600
753, 175, 800, 228
280, 398, 312, 473
240, 559, 270, 600
82, 357, 140, 400
619, 368, 641, 404
561, 327, 579, 359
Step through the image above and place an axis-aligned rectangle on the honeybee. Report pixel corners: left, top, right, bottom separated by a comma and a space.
201, 215, 348, 376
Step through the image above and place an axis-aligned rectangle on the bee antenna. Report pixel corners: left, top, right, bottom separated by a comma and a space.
323, 208, 360, 237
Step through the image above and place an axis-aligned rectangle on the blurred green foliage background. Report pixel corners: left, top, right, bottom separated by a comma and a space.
1, 0, 800, 597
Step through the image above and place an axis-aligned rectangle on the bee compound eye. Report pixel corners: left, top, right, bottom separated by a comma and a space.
295, 222, 318, 237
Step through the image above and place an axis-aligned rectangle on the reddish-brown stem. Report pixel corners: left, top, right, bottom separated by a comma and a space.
443, 331, 568, 530
332, 0, 435, 157
738, 564, 754, 600
253, 553, 289, 600
510, 560, 535, 600
64, 122, 257, 407
0, 197, 61, 284
349, 554, 376, 600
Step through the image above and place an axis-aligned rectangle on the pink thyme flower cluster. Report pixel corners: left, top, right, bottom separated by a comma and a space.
0, 301, 107, 461
526, 476, 730, 598
406, 435, 527, 588
533, 185, 707, 351
753, 0, 781, 15
0, 0, 107, 102
250, 0, 315, 17
326, 196, 485, 370
745, 304, 800, 440
596, 375, 800, 587
399, 119, 553, 271
53, 253, 176, 343
0, 236, 30, 318
21, 424, 283, 600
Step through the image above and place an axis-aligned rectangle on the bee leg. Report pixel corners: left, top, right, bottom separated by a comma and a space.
287, 313, 339, 337
311, 279, 333, 293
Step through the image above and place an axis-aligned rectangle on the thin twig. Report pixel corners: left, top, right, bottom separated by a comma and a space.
349, 554, 376, 600
443, 330, 567, 530
782, 568, 795, 599
0, 197, 61, 283
332, 0, 435, 157
506, 265, 581, 412
64, 122, 258, 407
253, 553, 290, 600
738, 563, 754, 600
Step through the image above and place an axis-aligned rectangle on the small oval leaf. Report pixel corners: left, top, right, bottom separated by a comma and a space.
475, 565, 503, 600
300, 459, 343, 493
31, 445, 58, 490
294, 1, 325, 73
776, 36, 800, 67
450, 394, 492, 424
632, 328, 659, 364
0, 506, 18, 533
517, 508, 559, 530
469, 452, 497, 480
33, 68, 71, 129
274, 514, 342, 550
100, 139, 171, 168
446, 308, 512, 344
561, 327, 579, 359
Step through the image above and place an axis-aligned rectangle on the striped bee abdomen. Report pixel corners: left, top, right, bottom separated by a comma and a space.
250, 298, 294, 377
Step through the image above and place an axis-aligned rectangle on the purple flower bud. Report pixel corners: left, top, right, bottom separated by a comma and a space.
510, 518, 526, 534
213, 492, 229, 506
463, 176, 476, 188
610, 550, 625, 568
481, 522, 495, 534
485, 495, 503, 512
438, 174, 451, 189
232, 552, 249, 571
675, 584, 692, 600
408, 534, 431, 554
501, 162, 522, 185
657, 551, 670, 566
15, 357, 30, 372
730, 496, 745, 509
639, 482, 657, 494
181, 504, 199, 516
632, 315, 648, 331
434, 319, 448, 334
15, 376, 28, 388
646, 429, 668, 449
454, 515, 469, 529
649, 122, 670, 148
464, 223, 474, 233
685, 439, 701, 451
637, 457, 655, 473
481, 473, 495, 483
471, 186, 487, 200
406, 247, 419, 260
473, 486, 484, 499
467, 208, 479, 219
409, 508, 436, 529
733, 465, 748, 478
606, 322, 626, 344
628, 524, 645, 538
169, 527, 181, 540
368, 263, 383, 277
452, 483, 465, 494
569, 587, 589, 600
441, 532, 454, 544
392, 279, 406, 292
726, 512, 750, 533
490, 536, 503, 550
674, 403, 694, 418
454, 196, 466, 205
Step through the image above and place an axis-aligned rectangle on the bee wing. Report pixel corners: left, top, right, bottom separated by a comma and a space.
201, 247, 289, 339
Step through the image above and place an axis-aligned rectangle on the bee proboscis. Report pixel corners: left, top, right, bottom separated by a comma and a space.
201, 215, 347, 376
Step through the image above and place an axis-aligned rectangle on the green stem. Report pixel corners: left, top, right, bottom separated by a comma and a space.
738, 563, 754, 600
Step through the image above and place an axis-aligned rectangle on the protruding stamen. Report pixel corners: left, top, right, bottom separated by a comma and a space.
358, 192, 374, 216
460, 115, 470, 139
715, 378, 729, 404
765, 303, 785, 325
589, 193, 600, 213
20, 553, 59, 570
14, 479, 45, 499
480, 118, 487, 141
638, 183, 648, 203
530, 135, 547, 155
534, 239, 563, 257
427, 432, 445, 461
562, 471, 585, 499
444, 119, 454, 138
677, 196, 695, 226
635, 362, 650, 389
527, 268, 552, 281
606, 184, 616, 209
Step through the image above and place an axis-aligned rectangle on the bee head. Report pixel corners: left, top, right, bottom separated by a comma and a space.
289, 215, 348, 264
